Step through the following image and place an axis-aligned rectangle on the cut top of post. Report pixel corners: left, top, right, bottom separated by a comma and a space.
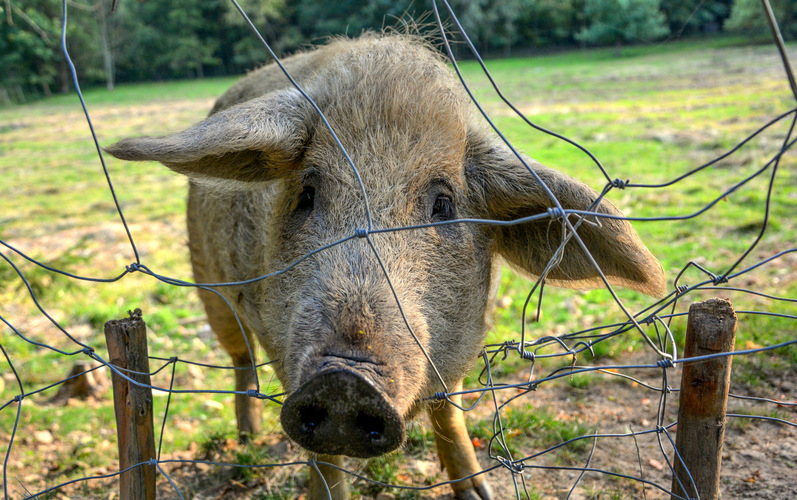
684, 298, 737, 357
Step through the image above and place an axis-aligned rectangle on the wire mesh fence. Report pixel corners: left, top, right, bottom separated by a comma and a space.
1, 0, 796, 499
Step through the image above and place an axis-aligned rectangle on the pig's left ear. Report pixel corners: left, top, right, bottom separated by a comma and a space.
104, 89, 311, 183
466, 141, 666, 297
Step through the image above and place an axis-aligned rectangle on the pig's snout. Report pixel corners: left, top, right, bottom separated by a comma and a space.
280, 366, 405, 458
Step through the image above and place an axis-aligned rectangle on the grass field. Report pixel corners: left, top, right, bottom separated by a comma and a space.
1, 37, 796, 499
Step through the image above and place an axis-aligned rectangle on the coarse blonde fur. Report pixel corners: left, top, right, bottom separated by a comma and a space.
106, 33, 665, 500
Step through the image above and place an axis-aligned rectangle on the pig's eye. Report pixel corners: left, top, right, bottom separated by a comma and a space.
296, 186, 315, 211
431, 195, 454, 221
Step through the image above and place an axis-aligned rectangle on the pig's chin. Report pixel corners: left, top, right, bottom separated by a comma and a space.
280, 352, 409, 458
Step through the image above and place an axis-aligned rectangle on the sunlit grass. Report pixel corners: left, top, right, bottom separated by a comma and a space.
1, 37, 795, 497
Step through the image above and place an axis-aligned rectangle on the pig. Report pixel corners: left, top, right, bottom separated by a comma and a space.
106, 34, 666, 500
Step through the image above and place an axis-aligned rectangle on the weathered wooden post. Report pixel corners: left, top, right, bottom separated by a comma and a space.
105, 309, 157, 500
671, 298, 737, 500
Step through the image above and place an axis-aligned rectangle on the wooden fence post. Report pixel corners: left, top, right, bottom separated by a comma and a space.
105, 309, 157, 500
671, 298, 737, 500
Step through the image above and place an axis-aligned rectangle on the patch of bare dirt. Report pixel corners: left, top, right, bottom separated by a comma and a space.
5, 353, 794, 499
468, 352, 797, 500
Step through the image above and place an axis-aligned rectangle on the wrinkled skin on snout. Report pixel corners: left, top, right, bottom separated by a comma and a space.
106, 35, 666, 500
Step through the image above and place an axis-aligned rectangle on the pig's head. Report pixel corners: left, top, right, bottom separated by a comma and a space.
106, 36, 665, 458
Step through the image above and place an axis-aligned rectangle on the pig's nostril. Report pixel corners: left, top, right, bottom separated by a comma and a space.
298, 404, 327, 434
355, 411, 385, 443
281, 369, 404, 457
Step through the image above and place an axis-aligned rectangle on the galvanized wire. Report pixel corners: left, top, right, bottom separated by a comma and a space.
0, 1, 795, 499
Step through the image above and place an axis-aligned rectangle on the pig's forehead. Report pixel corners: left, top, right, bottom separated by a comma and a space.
301, 125, 467, 192
302, 93, 469, 189
292, 38, 475, 190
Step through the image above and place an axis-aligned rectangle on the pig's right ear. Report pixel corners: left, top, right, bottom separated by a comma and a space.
105, 89, 311, 183
465, 138, 666, 297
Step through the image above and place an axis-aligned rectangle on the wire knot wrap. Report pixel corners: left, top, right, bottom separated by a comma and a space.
354, 228, 369, 238
497, 456, 525, 474
125, 262, 142, 273
712, 274, 729, 285
433, 392, 447, 400
611, 178, 630, 189
657, 359, 675, 369
81, 346, 95, 356
246, 389, 261, 399
546, 207, 564, 219
520, 350, 535, 361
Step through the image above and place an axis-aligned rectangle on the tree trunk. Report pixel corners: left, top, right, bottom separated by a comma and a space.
95, 0, 115, 90
35, 59, 53, 97
14, 85, 25, 103
59, 59, 70, 94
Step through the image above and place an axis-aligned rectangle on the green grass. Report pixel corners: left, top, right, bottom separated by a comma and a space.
463, 40, 797, 379
1, 37, 796, 498
15, 76, 240, 110
470, 403, 594, 462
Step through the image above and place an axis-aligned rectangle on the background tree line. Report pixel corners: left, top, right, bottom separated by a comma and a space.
1, 0, 795, 104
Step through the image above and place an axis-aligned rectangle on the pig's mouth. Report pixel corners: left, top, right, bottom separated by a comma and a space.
280, 355, 406, 458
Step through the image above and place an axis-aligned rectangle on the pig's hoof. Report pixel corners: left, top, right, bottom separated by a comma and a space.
454, 479, 493, 500
237, 431, 253, 445
476, 480, 494, 500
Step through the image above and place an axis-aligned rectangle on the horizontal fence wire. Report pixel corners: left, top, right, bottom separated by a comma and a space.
1, 0, 796, 499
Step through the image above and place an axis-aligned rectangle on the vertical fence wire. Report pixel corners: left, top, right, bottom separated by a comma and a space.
0, 1, 796, 499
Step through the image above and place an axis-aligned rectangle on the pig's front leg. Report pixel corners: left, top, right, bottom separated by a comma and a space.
231, 353, 261, 441
429, 382, 494, 500
309, 454, 348, 499
197, 289, 262, 442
